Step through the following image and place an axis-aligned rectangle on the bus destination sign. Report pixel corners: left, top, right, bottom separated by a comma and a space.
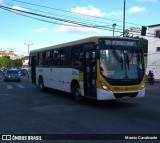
99, 39, 140, 48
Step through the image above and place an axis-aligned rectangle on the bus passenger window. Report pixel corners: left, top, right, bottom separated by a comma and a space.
71, 46, 83, 67
39, 52, 43, 66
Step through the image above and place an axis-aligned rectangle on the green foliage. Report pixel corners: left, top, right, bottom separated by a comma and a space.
0, 57, 23, 68
12, 59, 23, 68
0, 57, 11, 68
134, 36, 148, 53
3, 56, 10, 59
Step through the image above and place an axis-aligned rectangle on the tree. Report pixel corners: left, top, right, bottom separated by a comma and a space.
12, 59, 23, 68
0, 57, 11, 68
134, 36, 148, 53
0, 57, 22, 68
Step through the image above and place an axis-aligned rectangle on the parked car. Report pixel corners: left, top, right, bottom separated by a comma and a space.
4, 69, 21, 82
2, 68, 8, 76
20, 69, 28, 76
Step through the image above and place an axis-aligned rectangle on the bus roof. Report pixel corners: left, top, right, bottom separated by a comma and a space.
30, 36, 139, 54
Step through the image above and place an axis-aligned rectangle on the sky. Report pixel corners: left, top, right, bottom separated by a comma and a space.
0, 0, 159, 56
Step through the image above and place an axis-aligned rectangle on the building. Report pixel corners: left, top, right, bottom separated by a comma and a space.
0, 50, 29, 66
147, 24, 160, 80
0, 50, 16, 59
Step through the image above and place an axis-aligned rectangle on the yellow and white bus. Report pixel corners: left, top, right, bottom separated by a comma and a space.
30, 36, 145, 101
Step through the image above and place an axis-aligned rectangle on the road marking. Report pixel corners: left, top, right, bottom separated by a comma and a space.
7, 85, 13, 89
17, 84, 25, 88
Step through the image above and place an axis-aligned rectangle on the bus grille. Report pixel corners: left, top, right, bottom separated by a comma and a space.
114, 92, 138, 99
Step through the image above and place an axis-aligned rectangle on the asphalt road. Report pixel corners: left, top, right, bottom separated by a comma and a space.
0, 75, 159, 143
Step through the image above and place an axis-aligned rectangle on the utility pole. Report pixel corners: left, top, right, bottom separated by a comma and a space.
123, 0, 126, 37
24, 43, 34, 56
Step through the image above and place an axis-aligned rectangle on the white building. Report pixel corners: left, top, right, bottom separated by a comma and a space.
147, 24, 160, 80
0, 50, 16, 59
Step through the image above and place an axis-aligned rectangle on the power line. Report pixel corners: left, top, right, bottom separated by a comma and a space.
5, 2, 123, 31
0, 5, 124, 33
12, 0, 144, 27
9, 0, 143, 33
0, 3, 157, 38
0, 5, 67, 25
10, 0, 156, 37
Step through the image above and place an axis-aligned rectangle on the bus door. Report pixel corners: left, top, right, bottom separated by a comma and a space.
83, 48, 97, 98
31, 56, 36, 84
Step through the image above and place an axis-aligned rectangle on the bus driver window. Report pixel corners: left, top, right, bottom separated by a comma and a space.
100, 50, 115, 77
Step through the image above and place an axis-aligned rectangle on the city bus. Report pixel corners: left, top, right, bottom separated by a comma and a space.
29, 36, 145, 101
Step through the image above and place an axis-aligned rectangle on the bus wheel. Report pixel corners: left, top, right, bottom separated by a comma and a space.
39, 77, 45, 91
72, 83, 83, 102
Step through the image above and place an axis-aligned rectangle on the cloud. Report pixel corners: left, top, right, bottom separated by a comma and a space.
34, 27, 48, 33
71, 5, 106, 17
0, 0, 4, 5
105, 11, 123, 17
138, 0, 157, 2
56, 5, 122, 34
71, 5, 123, 17
55, 23, 99, 34
55, 5, 123, 34
128, 6, 147, 13
12, 5, 29, 12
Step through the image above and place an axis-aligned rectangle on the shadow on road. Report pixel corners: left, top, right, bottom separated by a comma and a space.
40, 87, 139, 110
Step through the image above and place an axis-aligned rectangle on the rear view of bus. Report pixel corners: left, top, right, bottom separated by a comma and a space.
96, 38, 145, 100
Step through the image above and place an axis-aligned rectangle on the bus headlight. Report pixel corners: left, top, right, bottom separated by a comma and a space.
100, 81, 109, 90
140, 83, 145, 90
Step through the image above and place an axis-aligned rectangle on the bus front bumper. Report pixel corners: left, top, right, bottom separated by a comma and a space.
97, 88, 145, 100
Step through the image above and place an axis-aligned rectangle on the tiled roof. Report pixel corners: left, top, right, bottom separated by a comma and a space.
0, 51, 15, 55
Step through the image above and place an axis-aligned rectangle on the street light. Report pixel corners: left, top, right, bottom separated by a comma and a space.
112, 23, 116, 36
24, 43, 34, 56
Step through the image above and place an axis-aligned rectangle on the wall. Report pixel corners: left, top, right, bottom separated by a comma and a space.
147, 25, 160, 79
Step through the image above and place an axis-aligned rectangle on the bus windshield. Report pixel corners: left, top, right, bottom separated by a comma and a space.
100, 48, 144, 80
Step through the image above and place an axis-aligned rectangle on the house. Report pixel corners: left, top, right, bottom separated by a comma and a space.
147, 24, 160, 80
0, 50, 17, 60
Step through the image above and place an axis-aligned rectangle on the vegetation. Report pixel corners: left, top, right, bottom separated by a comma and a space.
0, 56, 23, 68
134, 36, 148, 53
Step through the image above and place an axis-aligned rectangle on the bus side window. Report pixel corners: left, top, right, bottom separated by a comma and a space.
60, 49, 65, 66
52, 49, 66, 66
64, 47, 70, 66
71, 45, 83, 67
52, 50, 59, 66
44, 50, 51, 66
42, 52, 46, 66
39, 52, 43, 66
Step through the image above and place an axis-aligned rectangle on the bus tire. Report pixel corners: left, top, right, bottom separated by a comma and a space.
71, 82, 83, 102
39, 77, 45, 91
